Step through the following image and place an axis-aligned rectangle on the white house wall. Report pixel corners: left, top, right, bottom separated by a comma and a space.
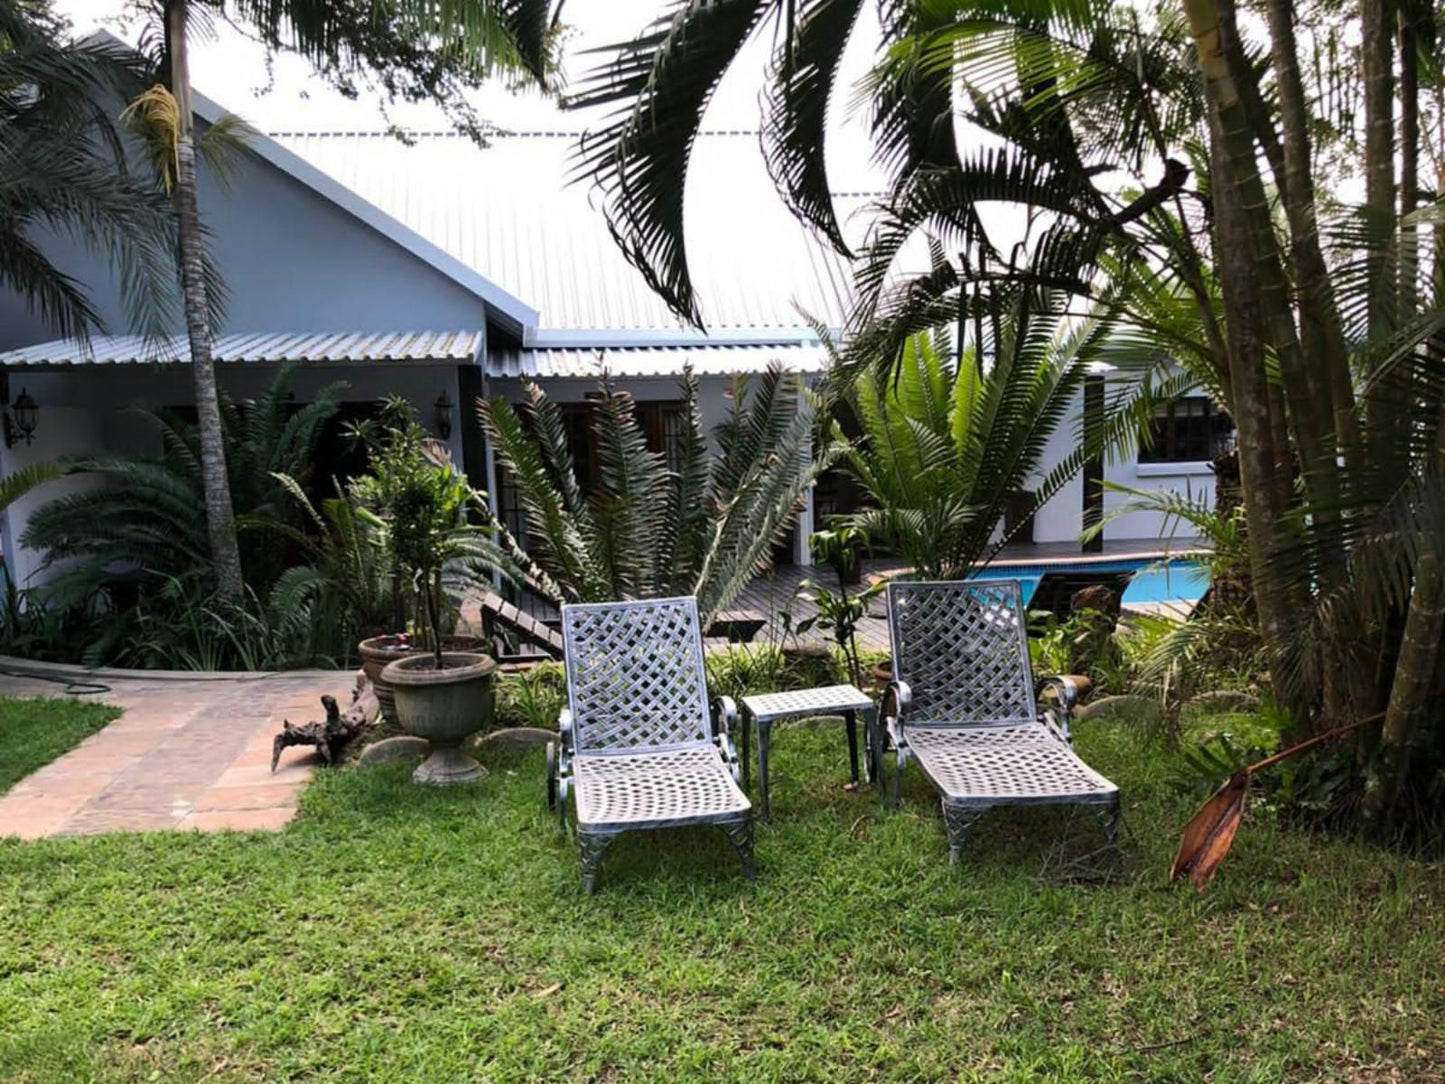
0, 363, 465, 589
1025, 384, 1218, 548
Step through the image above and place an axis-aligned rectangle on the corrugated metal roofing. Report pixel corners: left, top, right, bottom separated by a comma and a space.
0, 330, 484, 367
270, 129, 862, 336
487, 343, 829, 380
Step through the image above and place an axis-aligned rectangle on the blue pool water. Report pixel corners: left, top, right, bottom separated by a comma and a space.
968, 558, 1208, 608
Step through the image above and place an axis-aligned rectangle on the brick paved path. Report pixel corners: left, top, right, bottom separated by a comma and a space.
0, 668, 353, 839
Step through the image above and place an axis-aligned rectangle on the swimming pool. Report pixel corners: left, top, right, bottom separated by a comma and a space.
969, 557, 1209, 608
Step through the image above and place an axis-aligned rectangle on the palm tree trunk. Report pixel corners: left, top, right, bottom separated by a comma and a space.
1263, 0, 1360, 459
166, 0, 243, 600
1363, 548, 1444, 832
1397, 8, 1419, 317
1181, 0, 1312, 718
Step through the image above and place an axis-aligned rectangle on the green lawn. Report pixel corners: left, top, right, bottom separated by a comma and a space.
0, 696, 120, 794
1, 715, 1441, 1082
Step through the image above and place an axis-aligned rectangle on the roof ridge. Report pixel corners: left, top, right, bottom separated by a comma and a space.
267, 127, 763, 141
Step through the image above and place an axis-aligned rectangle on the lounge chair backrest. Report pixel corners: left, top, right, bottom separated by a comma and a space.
885, 579, 1037, 727
561, 596, 711, 754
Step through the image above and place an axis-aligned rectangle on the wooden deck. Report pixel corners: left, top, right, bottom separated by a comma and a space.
463, 537, 1208, 659
720, 536, 1209, 655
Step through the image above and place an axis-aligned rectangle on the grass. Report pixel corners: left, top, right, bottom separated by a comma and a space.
0, 696, 120, 794
1, 713, 1442, 1082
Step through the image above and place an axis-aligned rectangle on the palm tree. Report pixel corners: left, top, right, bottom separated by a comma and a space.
478, 365, 834, 626
0, 0, 176, 342
570, 1, 1203, 339
132, 0, 565, 600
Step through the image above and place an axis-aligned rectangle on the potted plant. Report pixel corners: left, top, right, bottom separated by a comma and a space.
354, 400, 509, 784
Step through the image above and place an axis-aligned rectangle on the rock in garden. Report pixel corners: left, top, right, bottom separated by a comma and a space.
1189, 690, 1260, 714
480, 726, 555, 750
358, 735, 432, 765
1074, 694, 1163, 728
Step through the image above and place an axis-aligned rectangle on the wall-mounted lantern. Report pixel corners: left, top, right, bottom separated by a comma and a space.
434, 390, 454, 441
3, 385, 37, 448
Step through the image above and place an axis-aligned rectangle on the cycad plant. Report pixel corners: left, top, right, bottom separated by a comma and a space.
261, 477, 394, 663
479, 365, 832, 625
839, 293, 1170, 578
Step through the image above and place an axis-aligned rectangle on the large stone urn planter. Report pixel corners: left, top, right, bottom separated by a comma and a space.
358, 634, 420, 726
381, 651, 497, 785
361, 635, 490, 727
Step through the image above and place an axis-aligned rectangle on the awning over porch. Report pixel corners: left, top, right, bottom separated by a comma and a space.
485, 342, 829, 380
0, 330, 484, 368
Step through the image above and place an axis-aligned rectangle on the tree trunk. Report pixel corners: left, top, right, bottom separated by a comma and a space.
1361, 0, 1396, 275
1362, 550, 1444, 832
1263, 0, 1359, 459
1181, 0, 1309, 719
1397, 9, 1419, 317
167, 0, 243, 600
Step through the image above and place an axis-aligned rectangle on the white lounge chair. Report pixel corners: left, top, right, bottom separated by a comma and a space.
547, 596, 754, 892
881, 579, 1120, 862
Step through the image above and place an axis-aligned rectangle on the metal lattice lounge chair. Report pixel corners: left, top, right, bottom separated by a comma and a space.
546, 596, 755, 893
881, 580, 1120, 863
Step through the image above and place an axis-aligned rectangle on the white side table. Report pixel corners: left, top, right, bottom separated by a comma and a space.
740, 684, 877, 818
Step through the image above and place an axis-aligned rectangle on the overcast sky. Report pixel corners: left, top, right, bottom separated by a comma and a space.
58, 0, 881, 144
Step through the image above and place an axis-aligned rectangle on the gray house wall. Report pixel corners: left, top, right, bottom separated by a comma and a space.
0, 114, 504, 587
0, 120, 491, 349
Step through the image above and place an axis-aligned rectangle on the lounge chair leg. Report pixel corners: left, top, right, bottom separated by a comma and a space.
943, 803, 985, 865
893, 745, 908, 807
722, 818, 756, 881
845, 709, 860, 784
1093, 799, 1122, 855
578, 831, 614, 894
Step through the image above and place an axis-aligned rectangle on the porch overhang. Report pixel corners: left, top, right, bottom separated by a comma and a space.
0, 330, 486, 369
486, 341, 829, 380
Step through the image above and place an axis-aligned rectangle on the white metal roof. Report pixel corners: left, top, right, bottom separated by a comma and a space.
486, 343, 829, 380
271, 129, 862, 339
0, 330, 484, 368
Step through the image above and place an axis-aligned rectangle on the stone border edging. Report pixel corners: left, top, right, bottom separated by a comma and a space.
0, 653, 342, 684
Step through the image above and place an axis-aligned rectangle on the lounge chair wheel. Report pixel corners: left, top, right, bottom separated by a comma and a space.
546, 741, 557, 811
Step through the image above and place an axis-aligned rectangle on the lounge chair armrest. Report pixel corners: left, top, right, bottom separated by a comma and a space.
711, 696, 741, 782
557, 707, 576, 767
711, 696, 738, 739
1036, 677, 1077, 742
1036, 675, 1079, 711
881, 680, 911, 743
882, 679, 911, 716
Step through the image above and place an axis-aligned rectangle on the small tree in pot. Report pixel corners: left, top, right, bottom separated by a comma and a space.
353, 401, 511, 784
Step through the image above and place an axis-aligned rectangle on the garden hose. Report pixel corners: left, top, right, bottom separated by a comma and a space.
0, 666, 110, 696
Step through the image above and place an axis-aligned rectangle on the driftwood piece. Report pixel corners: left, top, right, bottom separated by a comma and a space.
271, 677, 381, 771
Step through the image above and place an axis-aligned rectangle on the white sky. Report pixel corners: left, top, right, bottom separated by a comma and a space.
57, 0, 880, 144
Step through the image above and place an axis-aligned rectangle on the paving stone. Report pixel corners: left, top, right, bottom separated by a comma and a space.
178, 808, 296, 832
480, 727, 554, 749
0, 670, 350, 837
194, 784, 304, 812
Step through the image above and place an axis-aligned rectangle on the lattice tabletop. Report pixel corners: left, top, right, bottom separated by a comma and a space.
741, 684, 874, 723
740, 684, 878, 817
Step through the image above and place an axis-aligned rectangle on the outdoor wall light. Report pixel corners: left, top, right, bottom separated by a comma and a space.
434, 390, 454, 441
3, 386, 37, 448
